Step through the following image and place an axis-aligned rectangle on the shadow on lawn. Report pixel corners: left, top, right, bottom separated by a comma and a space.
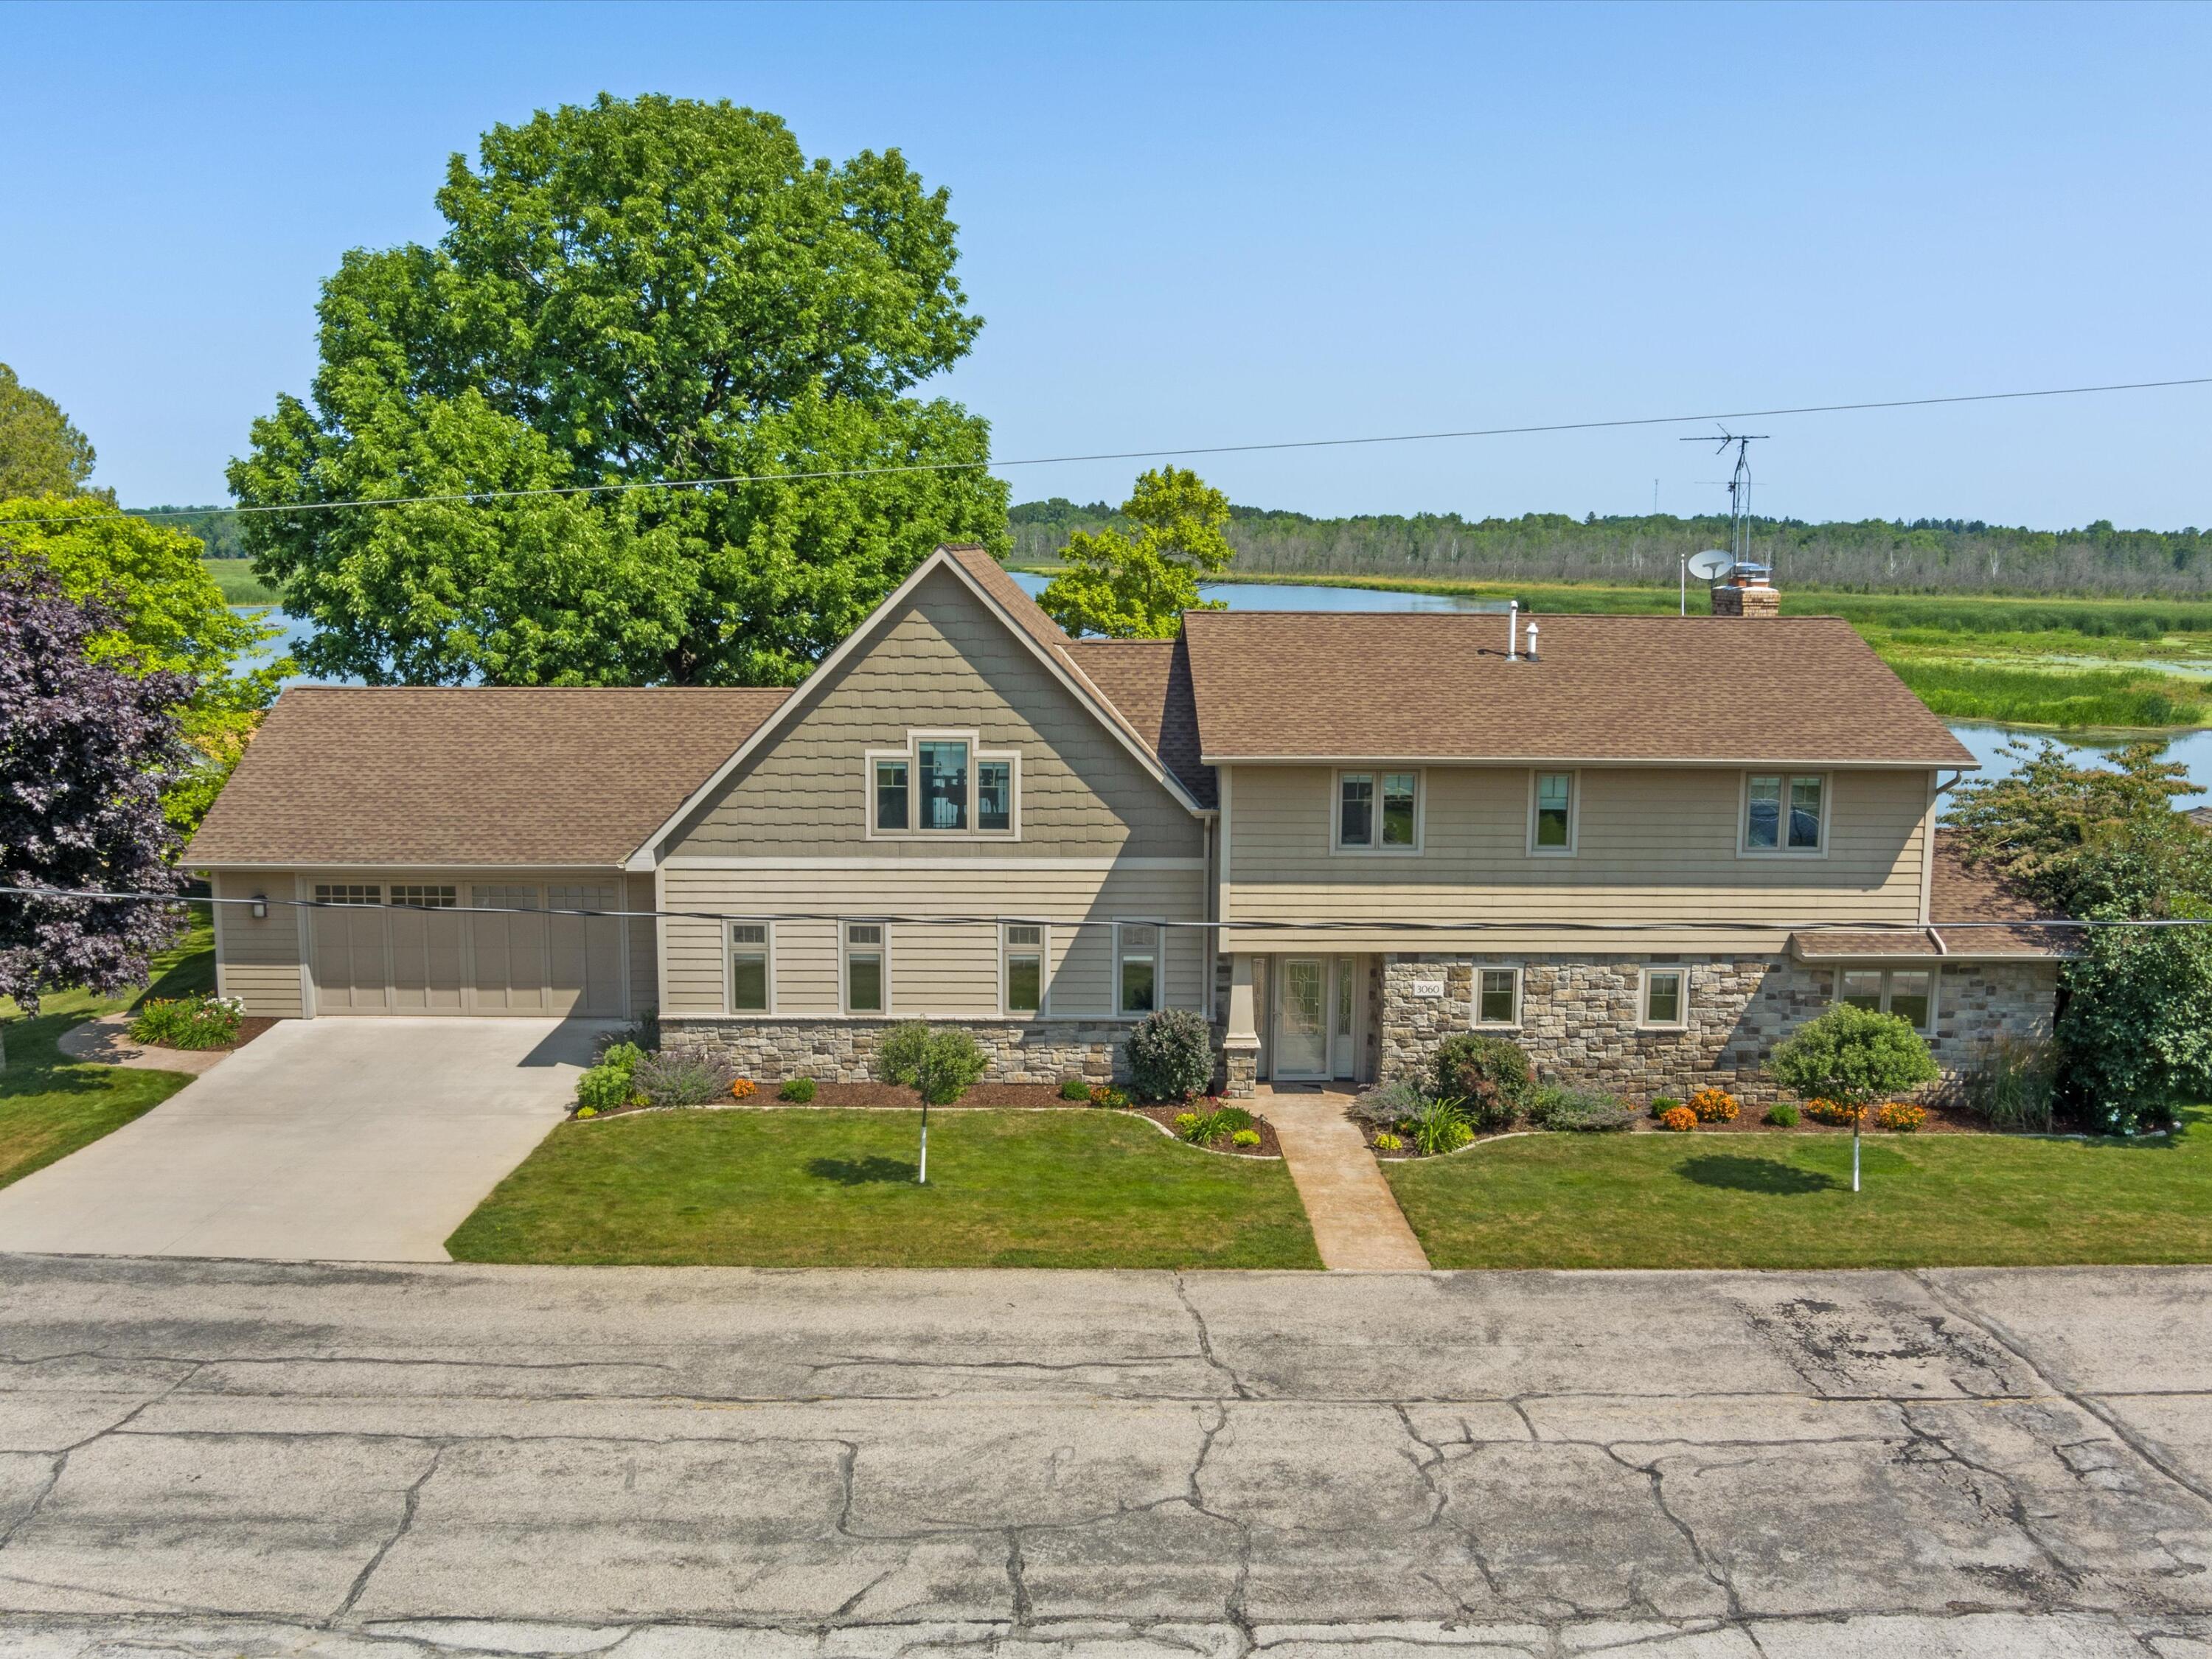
807, 1155, 919, 1186
1677, 1154, 1836, 1196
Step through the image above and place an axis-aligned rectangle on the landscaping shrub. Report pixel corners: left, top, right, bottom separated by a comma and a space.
1406, 1095, 1475, 1155
1658, 1105, 1697, 1133
1961, 1034, 2057, 1133
1231, 1128, 1261, 1148
1371, 1131, 1404, 1152
574, 1063, 638, 1113
1125, 1006, 1214, 1102
1874, 1100, 1927, 1133
1768, 1005, 1938, 1133
876, 1020, 933, 1088
1058, 1075, 1092, 1102
1174, 1105, 1253, 1147
128, 993, 243, 1051
777, 1077, 817, 1104
729, 1078, 757, 1101
1528, 1085, 1635, 1133
632, 1049, 740, 1110
1802, 1098, 1863, 1126
1429, 1034, 1534, 1132
594, 1023, 651, 1062
1648, 1096, 1683, 1120
1349, 1077, 1426, 1127
1763, 1101, 1801, 1127
1689, 1087, 1739, 1124
1089, 1083, 1132, 1110
599, 1040, 645, 1076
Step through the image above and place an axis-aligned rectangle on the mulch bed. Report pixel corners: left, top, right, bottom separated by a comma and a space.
1130, 1104, 1282, 1158
1358, 1093, 2005, 1157
146, 1015, 279, 1056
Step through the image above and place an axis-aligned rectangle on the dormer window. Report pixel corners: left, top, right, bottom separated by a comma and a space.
868, 731, 1019, 838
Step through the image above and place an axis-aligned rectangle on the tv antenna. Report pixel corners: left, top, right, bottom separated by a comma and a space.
1680, 428, 1768, 576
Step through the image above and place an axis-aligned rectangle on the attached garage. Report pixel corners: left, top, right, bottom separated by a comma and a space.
188, 686, 792, 1021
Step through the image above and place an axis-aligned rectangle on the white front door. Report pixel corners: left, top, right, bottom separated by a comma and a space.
1276, 957, 1329, 1079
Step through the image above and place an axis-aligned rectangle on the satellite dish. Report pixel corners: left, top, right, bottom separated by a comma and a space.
1687, 549, 1733, 580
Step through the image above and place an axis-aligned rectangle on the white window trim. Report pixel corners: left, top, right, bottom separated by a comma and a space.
1472, 964, 1523, 1029
1001, 921, 1050, 1018
1833, 964, 1938, 1033
1331, 768, 1424, 855
841, 919, 891, 1015
1116, 919, 1166, 1020
1739, 771, 1832, 859
1527, 769, 1579, 857
726, 919, 776, 1015
864, 729, 1021, 841
1638, 964, 1690, 1031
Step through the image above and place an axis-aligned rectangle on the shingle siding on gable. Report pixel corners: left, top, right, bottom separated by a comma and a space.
1225, 763, 1932, 949
664, 566, 1204, 862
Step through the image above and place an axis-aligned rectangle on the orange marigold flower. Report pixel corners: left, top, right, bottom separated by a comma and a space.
1659, 1105, 1697, 1133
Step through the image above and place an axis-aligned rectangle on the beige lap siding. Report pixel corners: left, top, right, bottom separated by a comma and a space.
625, 872, 657, 1017
209, 870, 306, 1018
1225, 764, 1931, 950
660, 864, 1208, 1020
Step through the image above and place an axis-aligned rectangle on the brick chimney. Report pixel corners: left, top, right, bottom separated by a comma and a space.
1711, 566, 1778, 619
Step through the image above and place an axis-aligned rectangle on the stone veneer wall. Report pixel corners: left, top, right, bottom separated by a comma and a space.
661, 1017, 1139, 1085
1378, 952, 2059, 1105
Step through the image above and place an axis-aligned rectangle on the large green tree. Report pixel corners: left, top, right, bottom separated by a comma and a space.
228, 94, 1008, 687
0, 364, 100, 500
1037, 467, 1234, 639
0, 497, 285, 830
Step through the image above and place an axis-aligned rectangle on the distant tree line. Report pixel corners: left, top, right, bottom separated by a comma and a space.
129, 505, 246, 559
1009, 500, 2212, 596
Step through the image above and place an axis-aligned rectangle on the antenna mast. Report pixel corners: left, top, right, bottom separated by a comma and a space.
1680, 429, 1769, 576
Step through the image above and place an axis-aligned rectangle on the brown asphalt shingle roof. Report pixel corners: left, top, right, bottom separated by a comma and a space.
1791, 829, 2074, 961
1062, 637, 1217, 809
1180, 611, 1976, 766
187, 686, 788, 869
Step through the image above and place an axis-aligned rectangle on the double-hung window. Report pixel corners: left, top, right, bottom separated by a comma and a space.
1640, 964, 1688, 1029
1745, 773, 1826, 853
844, 922, 886, 1014
1837, 967, 1935, 1032
729, 922, 771, 1013
1004, 923, 1046, 1015
1475, 967, 1521, 1028
1117, 923, 1161, 1017
1336, 771, 1419, 851
869, 733, 1018, 837
1531, 771, 1576, 853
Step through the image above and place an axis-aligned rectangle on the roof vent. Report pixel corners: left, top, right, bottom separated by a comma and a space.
1711, 563, 1778, 619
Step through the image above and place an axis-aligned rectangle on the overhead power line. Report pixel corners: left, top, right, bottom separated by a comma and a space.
54, 371, 2212, 530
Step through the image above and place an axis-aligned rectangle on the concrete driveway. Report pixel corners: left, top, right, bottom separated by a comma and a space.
0, 1018, 601, 1261
0, 1257, 2206, 1655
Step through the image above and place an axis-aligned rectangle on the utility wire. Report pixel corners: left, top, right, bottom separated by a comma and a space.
41, 372, 2211, 531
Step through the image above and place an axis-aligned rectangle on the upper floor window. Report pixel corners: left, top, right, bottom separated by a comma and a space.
1745, 773, 1825, 854
1530, 771, 1576, 855
869, 732, 1019, 838
1336, 771, 1419, 851
1837, 967, 1933, 1032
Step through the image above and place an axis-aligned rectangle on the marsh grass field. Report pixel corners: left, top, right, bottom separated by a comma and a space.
1014, 564, 2212, 733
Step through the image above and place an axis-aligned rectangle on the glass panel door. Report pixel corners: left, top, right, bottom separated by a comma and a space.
1276, 958, 1329, 1078
1332, 956, 1357, 1079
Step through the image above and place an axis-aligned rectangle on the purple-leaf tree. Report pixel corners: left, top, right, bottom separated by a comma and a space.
0, 557, 192, 1021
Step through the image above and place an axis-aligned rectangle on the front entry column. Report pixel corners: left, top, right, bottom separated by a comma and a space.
1222, 953, 1261, 1099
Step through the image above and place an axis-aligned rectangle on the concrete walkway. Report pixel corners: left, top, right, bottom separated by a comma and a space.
1260, 1086, 1430, 1269
55, 1012, 231, 1076
1, 1254, 2208, 1655
0, 1017, 605, 1262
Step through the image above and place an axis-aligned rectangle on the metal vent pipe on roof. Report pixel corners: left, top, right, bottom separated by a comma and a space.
1506, 600, 1518, 661
1524, 620, 1540, 661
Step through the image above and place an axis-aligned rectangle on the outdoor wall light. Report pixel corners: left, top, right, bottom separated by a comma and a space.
249, 895, 268, 920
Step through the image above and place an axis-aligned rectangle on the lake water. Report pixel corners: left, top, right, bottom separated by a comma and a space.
239, 577, 2212, 810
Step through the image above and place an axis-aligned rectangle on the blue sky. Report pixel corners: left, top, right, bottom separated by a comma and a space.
4, 0, 2207, 528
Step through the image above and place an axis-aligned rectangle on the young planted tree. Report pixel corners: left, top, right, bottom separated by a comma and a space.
229, 94, 1008, 689
1767, 1005, 1938, 1192
0, 563, 191, 1065
1037, 467, 1234, 639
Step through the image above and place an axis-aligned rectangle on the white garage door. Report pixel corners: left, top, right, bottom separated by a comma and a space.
308, 880, 625, 1017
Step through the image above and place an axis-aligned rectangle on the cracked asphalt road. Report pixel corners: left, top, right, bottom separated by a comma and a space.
0, 1255, 2207, 1658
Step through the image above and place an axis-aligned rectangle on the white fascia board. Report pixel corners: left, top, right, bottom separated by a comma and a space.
1199, 754, 1972, 771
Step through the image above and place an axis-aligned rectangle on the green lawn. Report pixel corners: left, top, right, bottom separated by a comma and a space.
448, 1108, 1323, 1268
1385, 1110, 2212, 1270
204, 557, 282, 605
0, 916, 213, 1192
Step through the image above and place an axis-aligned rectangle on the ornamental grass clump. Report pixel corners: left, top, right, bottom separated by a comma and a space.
1428, 1034, 1534, 1132
1689, 1087, 1739, 1124
128, 993, 243, 1051
1961, 1034, 2058, 1134
1406, 1095, 1475, 1155
1175, 1105, 1254, 1147
1125, 1006, 1214, 1102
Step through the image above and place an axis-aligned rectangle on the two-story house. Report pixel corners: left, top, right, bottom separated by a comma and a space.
188, 544, 2065, 1099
